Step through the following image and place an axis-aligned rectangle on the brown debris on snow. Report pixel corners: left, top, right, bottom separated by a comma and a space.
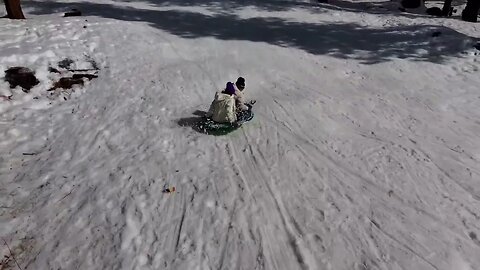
4, 67, 40, 93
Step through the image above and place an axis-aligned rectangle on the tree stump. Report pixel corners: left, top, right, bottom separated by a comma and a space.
462, 0, 480, 22
4, 0, 25, 19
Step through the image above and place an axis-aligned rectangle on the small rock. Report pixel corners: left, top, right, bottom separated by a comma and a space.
4, 67, 40, 92
48, 66, 61, 73
431, 31, 442, 37
58, 58, 74, 69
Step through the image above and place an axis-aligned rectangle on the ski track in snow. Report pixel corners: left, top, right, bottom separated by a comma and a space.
1, 0, 480, 269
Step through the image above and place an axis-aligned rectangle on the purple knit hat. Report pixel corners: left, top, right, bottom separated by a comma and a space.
224, 82, 236, 95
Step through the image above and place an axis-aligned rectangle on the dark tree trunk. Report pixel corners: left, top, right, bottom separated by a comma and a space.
462, 0, 480, 22
5, 0, 25, 19
401, 0, 422, 9
441, 0, 453, 16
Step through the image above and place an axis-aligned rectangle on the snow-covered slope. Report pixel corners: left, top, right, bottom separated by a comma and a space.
1, 0, 480, 269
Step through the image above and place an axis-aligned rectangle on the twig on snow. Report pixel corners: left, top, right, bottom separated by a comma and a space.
57, 187, 76, 203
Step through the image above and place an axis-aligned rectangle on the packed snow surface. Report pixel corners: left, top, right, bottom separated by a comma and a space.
1, 0, 480, 269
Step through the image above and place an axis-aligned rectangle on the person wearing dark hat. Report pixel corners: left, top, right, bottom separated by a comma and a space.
233, 77, 256, 123
235, 77, 245, 90
234, 77, 248, 111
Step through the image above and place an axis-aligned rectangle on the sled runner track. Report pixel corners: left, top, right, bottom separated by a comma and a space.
239, 90, 480, 269
225, 142, 256, 203
220, 124, 321, 270
246, 104, 401, 267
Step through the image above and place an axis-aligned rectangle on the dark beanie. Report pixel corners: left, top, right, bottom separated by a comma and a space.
225, 82, 236, 95
236, 77, 245, 86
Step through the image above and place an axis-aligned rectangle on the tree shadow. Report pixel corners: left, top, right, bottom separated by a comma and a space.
87, 0, 324, 12
315, 0, 466, 18
22, 0, 469, 18
24, 0, 478, 64
316, 0, 419, 16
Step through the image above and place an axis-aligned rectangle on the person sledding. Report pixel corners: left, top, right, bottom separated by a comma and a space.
206, 79, 254, 126
205, 82, 237, 124
233, 77, 248, 111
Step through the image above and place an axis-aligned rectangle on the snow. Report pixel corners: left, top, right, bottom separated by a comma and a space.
1, 0, 480, 269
